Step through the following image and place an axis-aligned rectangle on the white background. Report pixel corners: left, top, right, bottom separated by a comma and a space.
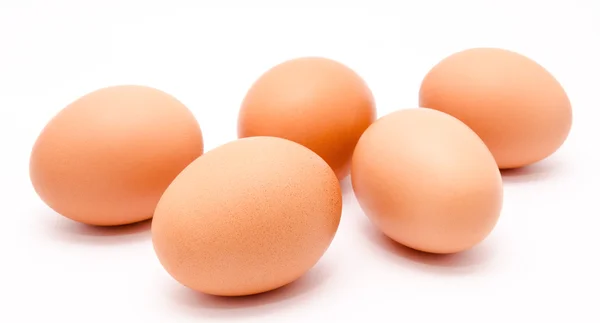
1, 1, 599, 322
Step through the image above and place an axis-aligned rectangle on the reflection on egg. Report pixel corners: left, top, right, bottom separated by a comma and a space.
351, 108, 503, 254
419, 47, 572, 169
152, 136, 342, 296
29, 85, 204, 226
238, 57, 376, 180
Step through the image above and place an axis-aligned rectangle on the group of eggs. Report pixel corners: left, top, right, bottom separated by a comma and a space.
30, 47, 572, 297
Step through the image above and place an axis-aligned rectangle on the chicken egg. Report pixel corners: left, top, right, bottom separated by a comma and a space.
351, 108, 503, 254
29, 85, 204, 226
419, 47, 572, 169
238, 57, 376, 179
152, 136, 342, 296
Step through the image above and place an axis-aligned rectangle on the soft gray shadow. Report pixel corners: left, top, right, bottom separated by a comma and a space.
361, 221, 495, 274
42, 209, 152, 245
501, 157, 566, 184
340, 176, 354, 198
170, 262, 332, 318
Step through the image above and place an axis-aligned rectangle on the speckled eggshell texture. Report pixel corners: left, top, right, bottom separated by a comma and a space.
151, 136, 342, 296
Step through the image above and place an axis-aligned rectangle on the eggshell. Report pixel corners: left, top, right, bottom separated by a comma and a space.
351, 108, 503, 254
238, 57, 376, 180
29, 85, 204, 226
419, 47, 572, 169
152, 136, 342, 296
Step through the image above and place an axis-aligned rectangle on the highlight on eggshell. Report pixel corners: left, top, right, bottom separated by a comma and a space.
237, 56, 376, 180
419, 47, 572, 169
351, 108, 503, 254
151, 136, 342, 296
29, 85, 204, 226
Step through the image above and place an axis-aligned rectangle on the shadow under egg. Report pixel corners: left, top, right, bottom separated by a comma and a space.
41, 209, 152, 245
340, 176, 354, 197
500, 156, 566, 184
169, 261, 333, 317
361, 220, 497, 274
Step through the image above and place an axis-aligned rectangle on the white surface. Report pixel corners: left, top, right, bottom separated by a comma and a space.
1, 1, 599, 322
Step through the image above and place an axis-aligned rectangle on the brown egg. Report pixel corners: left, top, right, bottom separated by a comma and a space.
238, 57, 376, 180
351, 108, 503, 254
29, 85, 204, 226
152, 136, 342, 296
419, 47, 572, 169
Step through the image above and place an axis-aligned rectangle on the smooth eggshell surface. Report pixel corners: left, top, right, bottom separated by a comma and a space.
29, 85, 204, 226
152, 136, 342, 296
419, 47, 572, 169
351, 108, 503, 254
238, 57, 376, 180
